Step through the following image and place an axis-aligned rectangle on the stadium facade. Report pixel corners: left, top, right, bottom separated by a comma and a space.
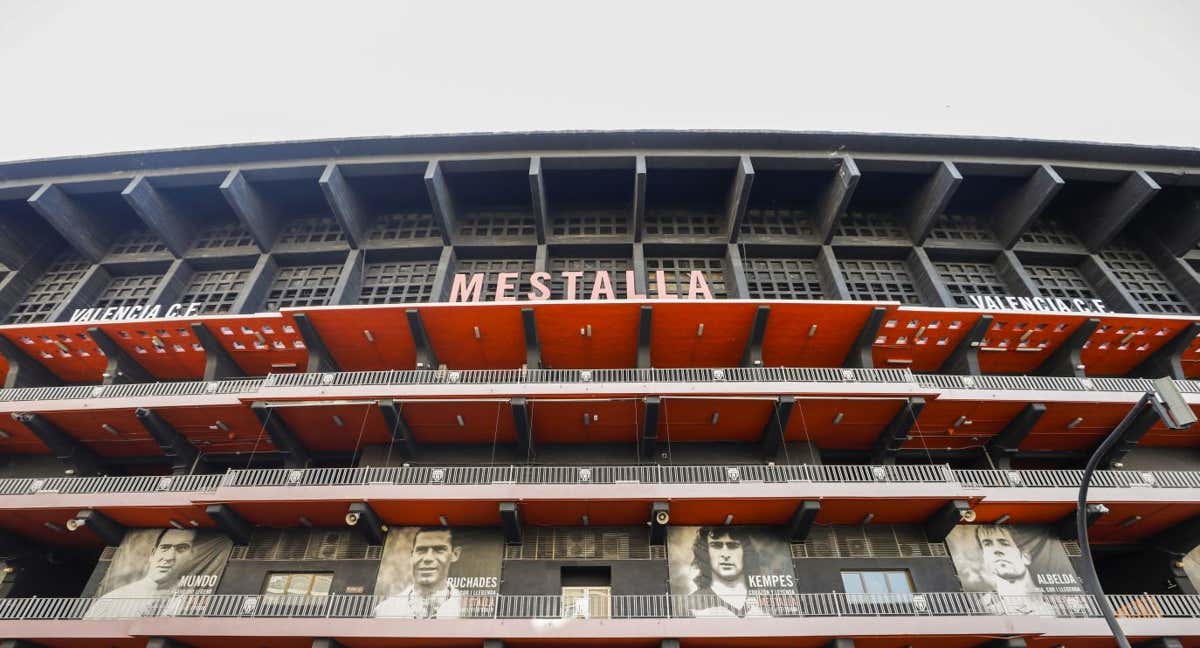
0, 131, 1197, 648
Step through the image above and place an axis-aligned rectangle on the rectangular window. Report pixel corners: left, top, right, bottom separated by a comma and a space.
840, 570, 914, 595
262, 572, 334, 597
561, 586, 611, 619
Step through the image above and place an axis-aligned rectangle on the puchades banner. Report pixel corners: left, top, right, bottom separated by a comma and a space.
946, 525, 1083, 615
373, 527, 503, 619
85, 528, 234, 618
668, 526, 798, 617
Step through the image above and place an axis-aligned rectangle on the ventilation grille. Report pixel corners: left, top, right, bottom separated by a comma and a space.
94, 274, 162, 310
743, 257, 824, 300
109, 227, 168, 256
455, 258, 536, 297
505, 527, 660, 560
835, 212, 908, 241
366, 212, 441, 242
1026, 264, 1098, 301
277, 216, 346, 247
839, 259, 920, 303
644, 209, 722, 237
232, 529, 381, 561
935, 261, 1009, 307
645, 257, 727, 298
264, 264, 342, 310
459, 211, 536, 239
99, 546, 119, 561
550, 209, 629, 237
359, 260, 438, 304
5, 254, 90, 324
548, 257, 632, 299
739, 209, 816, 239
180, 269, 249, 315
1020, 218, 1082, 248
191, 223, 256, 252
1101, 243, 1190, 314
1062, 540, 1082, 557
793, 526, 948, 559
928, 214, 996, 243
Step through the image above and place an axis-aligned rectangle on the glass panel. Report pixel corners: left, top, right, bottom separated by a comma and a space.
264, 574, 288, 595
861, 572, 888, 594
286, 573, 313, 595
885, 571, 913, 595
312, 574, 334, 596
840, 572, 864, 593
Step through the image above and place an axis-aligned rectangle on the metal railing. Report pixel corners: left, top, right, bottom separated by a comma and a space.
0, 473, 223, 496
917, 374, 1200, 394
952, 468, 1200, 490
0, 378, 264, 403
0, 592, 1193, 621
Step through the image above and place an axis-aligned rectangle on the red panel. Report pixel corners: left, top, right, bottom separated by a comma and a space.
418, 304, 527, 369
970, 502, 1076, 524
201, 314, 308, 376
299, 306, 416, 371
1088, 501, 1200, 543
872, 308, 979, 372
34, 409, 160, 458
762, 302, 883, 368
1185, 334, 1200, 379
531, 398, 644, 444
0, 415, 51, 455
101, 504, 216, 529
519, 500, 653, 527
401, 400, 516, 444
159, 404, 276, 454
650, 302, 758, 368
533, 302, 641, 369
0, 324, 107, 383
658, 398, 774, 443
1081, 316, 1192, 376
976, 313, 1087, 375
908, 400, 1030, 451
0, 508, 101, 547
276, 403, 391, 452
96, 321, 206, 380
1022, 402, 1136, 452
785, 399, 904, 449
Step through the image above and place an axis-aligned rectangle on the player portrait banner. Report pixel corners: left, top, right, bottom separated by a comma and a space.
86, 528, 233, 618
373, 527, 503, 619
668, 525, 798, 617
945, 524, 1083, 615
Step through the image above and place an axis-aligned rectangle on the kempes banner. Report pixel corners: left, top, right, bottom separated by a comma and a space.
373, 527, 503, 619
668, 526, 798, 617
946, 525, 1082, 615
86, 528, 233, 618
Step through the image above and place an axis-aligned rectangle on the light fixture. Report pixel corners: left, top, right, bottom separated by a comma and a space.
1120, 515, 1142, 528
332, 415, 344, 427
0, 429, 10, 440
363, 329, 375, 343
473, 326, 481, 340
1067, 417, 1084, 429
101, 424, 119, 436
188, 520, 199, 527
861, 513, 875, 525
723, 514, 734, 526
952, 415, 968, 428
151, 335, 165, 350
438, 515, 449, 527
169, 520, 185, 530
696, 323, 705, 337
808, 324, 818, 337
66, 518, 85, 532
710, 412, 720, 425
213, 420, 230, 433
298, 516, 312, 528
54, 340, 70, 353
456, 414, 465, 427
581, 515, 590, 526
959, 509, 977, 523
832, 412, 844, 425
994, 514, 1011, 525
582, 413, 591, 426
345, 512, 361, 526
43, 522, 64, 533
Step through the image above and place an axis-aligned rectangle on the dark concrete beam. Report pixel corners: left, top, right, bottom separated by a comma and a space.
499, 502, 522, 545
231, 254, 277, 314
346, 502, 387, 546
843, 306, 886, 368
135, 408, 198, 473
986, 402, 1046, 469
1142, 235, 1200, 313
637, 305, 652, 369
406, 308, 439, 369
88, 326, 153, 385
761, 395, 794, 458
1135, 639, 1182, 648
146, 638, 192, 648
870, 397, 925, 464
293, 312, 340, 373
939, 315, 992, 375
740, 305, 770, 367
0, 641, 45, 648
521, 307, 541, 369
511, 397, 534, 458
909, 247, 954, 306
1151, 188, 1200, 256
0, 335, 59, 389
815, 157, 860, 244
633, 156, 647, 242
981, 640, 1027, 648
906, 161, 962, 244
319, 164, 372, 248
725, 155, 755, 243
993, 164, 1064, 248
660, 641, 681, 648
1133, 322, 1200, 380
528, 158, 548, 244
1077, 170, 1160, 252
121, 176, 197, 257
816, 245, 850, 299
1057, 503, 1107, 541
205, 503, 251, 545
27, 184, 113, 263
641, 396, 660, 461
311, 639, 343, 648
12, 412, 103, 476
650, 501, 669, 545
378, 399, 416, 459
924, 499, 971, 542
1081, 254, 1138, 313
220, 170, 283, 251
1151, 514, 1200, 557
785, 500, 821, 542
72, 509, 126, 546
1100, 402, 1160, 469
1034, 317, 1099, 378
190, 322, 244, 381
328, 249, 364, 306
424, 161, 458, 245
725, 244, 751, 299
250, 403, 312, 468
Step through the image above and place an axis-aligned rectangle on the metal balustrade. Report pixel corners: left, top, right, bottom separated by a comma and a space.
0, 378, 264, 403
917, 374, 1200, 394
0, 592, 1193, 621
0, 473, 224, 496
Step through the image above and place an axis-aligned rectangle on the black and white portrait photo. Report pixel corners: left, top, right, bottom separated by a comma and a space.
946, 525, 1082, 615
668, 526, 797, 618
373, 527, 502, 619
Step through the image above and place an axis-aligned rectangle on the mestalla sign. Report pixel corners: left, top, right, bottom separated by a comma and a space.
449, 270, 715, 302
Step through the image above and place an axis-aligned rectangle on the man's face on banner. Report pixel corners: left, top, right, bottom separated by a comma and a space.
410, 530, 461, 587
977, 527, 1029, 581
706, 532, 745, 583
149, 529, 196, 587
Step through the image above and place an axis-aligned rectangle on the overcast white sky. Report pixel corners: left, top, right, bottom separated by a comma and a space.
1, 0, 1198, 163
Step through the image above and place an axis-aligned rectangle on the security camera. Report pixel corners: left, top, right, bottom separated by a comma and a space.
65, 518, 85, 532
345, 512, 361, 526
654, 510, 670, 526
959, 509, 977, 523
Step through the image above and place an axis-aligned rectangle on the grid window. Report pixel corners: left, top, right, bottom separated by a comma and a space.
548, 257, 632, 299
835, 212, 907, 241
645, 257, 727, 298
456, 258, 536, 298
839, 259, 920, 303
180, 269, 249, 314
644, 209, 722, 237
458, 211, 536, 238
743, 258, 824, 300
358, 260, 439, 304
1019, 218, 1082, 247
93, 274, 162, 310
191, 222, 256, 252
366, 212, 441, 242
5, 255, 92, 324
841, 571, 914, 595
935, 261, 1009, 307
264, 264, 342, 310
263, 572, 333, 597
927, 214, 996, 243
739, 208, 816, 239
108, 227, 168, 256
1026, 264, 1098, 301
1101, 244, 1191, 314
550, 210, 629, 237
277, 216, 346, 247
